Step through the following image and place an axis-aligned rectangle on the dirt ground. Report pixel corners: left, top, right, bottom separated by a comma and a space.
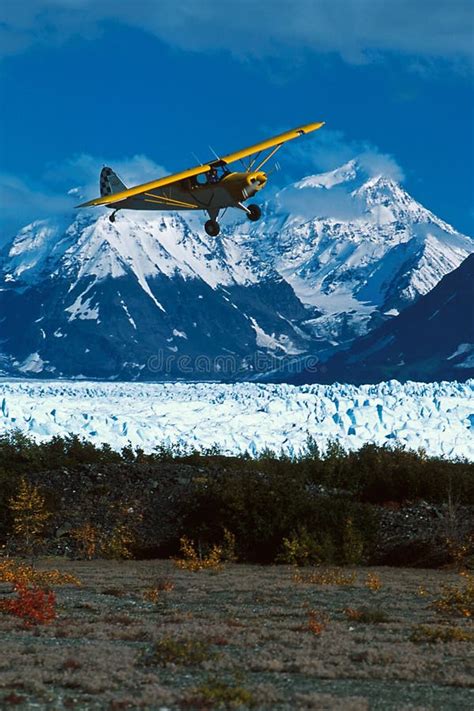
0, 561, 473, 710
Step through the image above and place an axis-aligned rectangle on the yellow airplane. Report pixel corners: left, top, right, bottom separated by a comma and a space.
77, 122, 324, 236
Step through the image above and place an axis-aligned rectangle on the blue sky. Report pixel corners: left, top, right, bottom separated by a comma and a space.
0, 0, 473, 241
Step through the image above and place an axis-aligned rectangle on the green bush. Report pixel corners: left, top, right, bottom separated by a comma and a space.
278, 526, 322, 566
335, 443, 474, 504
0, 430, 473, 564
181, 464, 378, 564
146, 637, 215, 666
342, 517, 365, 565
0, 430, 122, 478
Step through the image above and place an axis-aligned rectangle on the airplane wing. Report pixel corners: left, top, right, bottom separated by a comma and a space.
76, 121, 324, 208
216, 121, 324, 167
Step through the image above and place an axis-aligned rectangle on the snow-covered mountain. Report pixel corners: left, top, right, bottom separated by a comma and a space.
238, 159, 474, 345
293, 252, 474, 385
0, 211, 312, 379
0, 160, 472, 380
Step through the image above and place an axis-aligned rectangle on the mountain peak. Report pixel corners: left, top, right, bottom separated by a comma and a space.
293, 160, 361, 190
1, 159, 473, 381
292, 161, 409, 202
303, 252, 474, 384
1, 210, 275, 294
290, 158, 404, 194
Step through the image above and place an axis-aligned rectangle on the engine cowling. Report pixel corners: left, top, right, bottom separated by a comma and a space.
243, 171, 267, 198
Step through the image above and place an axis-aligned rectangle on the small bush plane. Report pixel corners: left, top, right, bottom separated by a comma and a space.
77, 122, 324, 236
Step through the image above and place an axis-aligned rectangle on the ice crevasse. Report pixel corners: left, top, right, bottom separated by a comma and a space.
0, 379, 473, 461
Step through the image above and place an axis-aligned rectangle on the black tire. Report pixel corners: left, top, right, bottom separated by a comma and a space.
109, 213, 116, 223
247, 204, 261, 222
205, 219, 220, 236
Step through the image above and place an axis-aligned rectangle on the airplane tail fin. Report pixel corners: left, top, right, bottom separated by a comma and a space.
100, 166, 127, 197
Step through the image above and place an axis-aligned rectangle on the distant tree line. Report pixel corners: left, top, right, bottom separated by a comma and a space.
0, 431, 473, 566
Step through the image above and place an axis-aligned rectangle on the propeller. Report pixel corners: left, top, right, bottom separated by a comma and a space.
253, 143, 284, 172
266, 161, 281, 177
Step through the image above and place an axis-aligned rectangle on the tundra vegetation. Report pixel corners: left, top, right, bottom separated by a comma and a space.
0, 430, 473, 709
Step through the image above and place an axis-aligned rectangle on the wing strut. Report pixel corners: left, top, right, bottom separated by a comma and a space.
252, 143, 284, 172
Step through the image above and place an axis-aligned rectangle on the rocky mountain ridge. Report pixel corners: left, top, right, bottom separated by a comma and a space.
1, 159, 472, 380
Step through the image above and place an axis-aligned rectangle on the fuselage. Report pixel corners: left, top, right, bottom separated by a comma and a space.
112, 170, 267, 212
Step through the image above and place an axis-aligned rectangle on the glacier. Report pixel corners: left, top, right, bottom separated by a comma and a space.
0, 379, 472, 460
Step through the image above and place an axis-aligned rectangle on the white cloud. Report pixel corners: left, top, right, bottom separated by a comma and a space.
0, 172, 72, 243
357, 151, 405, 182
285, 128, 405, 182
43, 153, 167, 199
0, 153, 167, 243
276, 184, 365, 222
0, 134, 406, 242
0, 0, 472, 68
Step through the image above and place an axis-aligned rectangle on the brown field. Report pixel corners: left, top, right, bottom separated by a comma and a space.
1, 561, 473, 710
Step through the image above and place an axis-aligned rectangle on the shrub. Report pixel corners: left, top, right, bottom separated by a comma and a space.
431, 572, 474, 618
342, 443, 474, 505
446, 533, 474, 571
0, 559, 80, 588
293, 567, 356, 586
8, 478, 51, 555
341, 517, 365, 565
71, 520, 135, 560
182, 463, 378, 565
0, 583, 56, 626
221, 528, 238, 563
143, 587, 161, 604
143, 578, 175, 604
344, 607, 389, 624
365, 572, 382, 592
101, 523, 134, 560
0, 431, 122, 477
0, 559, 77, 627
410, 624, 474, 643
184, 677, 254, 709
175, 536, 223, 572
306, 609, 329, 635
147, 637, 215, 666
1, 431, 473, 565
278, 526, 322, 566
71, 522, 98, 560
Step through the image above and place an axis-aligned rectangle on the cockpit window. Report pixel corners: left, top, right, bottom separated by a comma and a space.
193, 166, 230, 187
196, 173, 208, 185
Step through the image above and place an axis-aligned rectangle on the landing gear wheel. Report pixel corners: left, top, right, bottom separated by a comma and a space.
205, 219, 220, 237
246, 204, 261, 222
109, 211, 116, 223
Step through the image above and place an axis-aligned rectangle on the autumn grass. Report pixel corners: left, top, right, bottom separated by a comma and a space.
292, 567, 357, 586
305, 608, 329, 635
174, 535, 224, 572
1, 561, 473, 710
343, 607, 389, 624
146, 636, 216, 666
184, 677, 256, 709
142, 577, 175, 604
410, 624, 474, 644
0, 558, 81, 588
430, 572, 474, 618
